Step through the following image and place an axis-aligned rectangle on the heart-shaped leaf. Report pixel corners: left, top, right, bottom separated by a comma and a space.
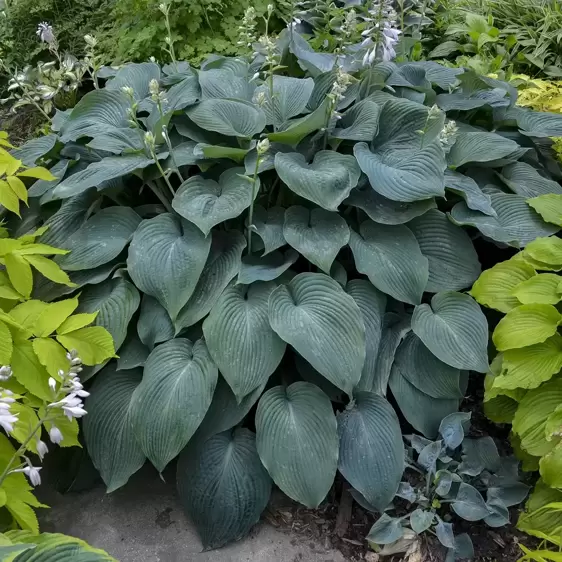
199, 68, 255, 101
332, 100, 380, 141
256, 382, 338, 508
268, 273, 366, 396
106, 62, 161, 100
444, 170, 496, 216
249, 205, 286, 255
447, 132, 519, 168
237, 249, 298, 285
452, 483, 491, 521
136, 295, 174, 350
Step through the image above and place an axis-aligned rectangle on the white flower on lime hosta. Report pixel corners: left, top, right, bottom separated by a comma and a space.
36, 439, 48, 461
13, 464, 42, 487
0, 398, 18, 433
0, 365, 11, 382
37, 22, 56, 45
49, 393, 87, 421
49, 377, 57, 392
49, 425, 64, 445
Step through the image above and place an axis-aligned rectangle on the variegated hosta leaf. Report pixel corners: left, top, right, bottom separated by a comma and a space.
412, 291, 489, 373
131, 338, 218, 472
203, 282, 286, 402
268, 272, 366, 396
56, 207, 141, 271
409, 209, 481, 292
349, 220, 428, 305
346, 280, 387, 393
283, 206, 349, 274
177, 428, 271, 550
255, 382, 338, 508
337, 392, 404, 511
274, 150, 361, 211
127, 213, 211, 322
172, 167, 257, 236
83, 365, 146, 493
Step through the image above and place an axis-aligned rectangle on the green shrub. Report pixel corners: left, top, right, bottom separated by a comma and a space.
7, 28, 562, 552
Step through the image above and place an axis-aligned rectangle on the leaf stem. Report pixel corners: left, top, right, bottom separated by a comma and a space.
246, 156, 261, 255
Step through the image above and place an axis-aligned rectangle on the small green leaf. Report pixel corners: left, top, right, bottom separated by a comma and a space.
57, 312, 98, 334
528, 194, 562, 226
512, 273, 561, 305
32, 337, 69, 379
57, 326, 116, 366
524, 236, 562, 268
34, 297, 79, 337
5, 253, 33, 298
0, 320, 12, 365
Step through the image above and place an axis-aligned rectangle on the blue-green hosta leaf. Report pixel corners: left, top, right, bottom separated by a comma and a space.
253, 76, 314, 128
77, 277, 141, 351
199, 68, 255, 101
389, 361, 460, 438
412, 291, 489, 373
249, 205, 286, 255
346, 280, 386, 393
499, 162, 562, 198
106, 62, 161, 100
410, 509, 434, 534
116, 331, 149, 371
439, 412, 471, 449
56, 207, 141, 271
450, 192, 559, 247
28, 159, 71, 199
131, 338, 217, 472
186, 99, 266, 138
372, 312, 411, 396
203, 282, 286, 401
177, 428, 271, 550
345, 186, 437, 225
172, 167, 256, 236
393, 332, 464, 399
462, 437, 501, 473
238, 249, 298, 285
86, 128, 144, 155
510, 106, 562, 138
127, 213, 211, 321
53, 154, 154, 199
435, 520, 455, 548
447, 132, 520, 168
452, 483, 491, 521
60, 90, 129, 142
332, 100, 380, 141
349, 220, 428, 305
366, 514, 404, 545
166, 75, 201, 110
409, 209, 481, 292
11, 134, 58, 166
269, 273, 366, 396
83, 365, 145, 493
244, 143, 293, 175
338, 392, 403, 511
136, 295, 174, 350
289, 31, 336, 74
256, 382, 338, 508
164, 141, 198, 169
414, 61, 463, 89
194, 376, 266, 443
295, 354, 346, 403
283, 206, 349, 274
275, 150, 361, 211
444, 170, 496, 216
354, 142, 446, 202
175, 230, 246, 332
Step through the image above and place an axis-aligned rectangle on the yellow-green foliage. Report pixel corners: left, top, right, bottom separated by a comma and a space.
472, 200, 562, 542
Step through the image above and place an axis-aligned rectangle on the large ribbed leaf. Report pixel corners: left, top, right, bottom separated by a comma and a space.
29, 159, 71, 198
450, 192, 559, 247
77, 277, 140, 351
11, 134, 58, 166
354, 141, 446, 203
60, 90, 129, 142
412, 291, 489, 373
409, 209, 481, 292
346, 280, 386, 393
175, 230, 246, 332
389, 363, 460, 438
345, 186, 437, 225
337, 392, 403, 511
186, 99, 266, 138
349, 220, 428, 305
332, 100, 380, 141
86, 128, 144, 155
131, 338, 217, 472
500, 162, 562, 198
56, 207, 140, 271
253, 76, 314, 128
393, 332, 463, 399
511, 107, 562, 138
444, 170, 496, 216
127, 213, 211, 321
83, 365, 145, 493
283, 206, 349, 274
268, 273, 366, 396
372, 312, 411, 395
274, 150, 361, 211
203, 282, 286, 401
199, 68, 255, 101
172, 168, 257, 236
237, 249, 298, 285
106, 62, 161, 100
255, 382, 338, 508
528, 194, 562, 227
177, 428, 271, 550
447, 132, 519, 168
53, 155, 154, 199
116, 331, 149, 371
249, 205, 286, 255
289, 31, 336, 74
136, 295, 174, 350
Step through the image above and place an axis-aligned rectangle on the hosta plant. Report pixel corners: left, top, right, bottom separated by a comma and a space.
472, 233, 562, 543
366, 412, 529, 561
6, 26, 562, 548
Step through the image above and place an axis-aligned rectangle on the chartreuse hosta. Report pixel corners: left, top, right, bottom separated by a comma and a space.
472, 230, 562, 547
6, 27, 562, 552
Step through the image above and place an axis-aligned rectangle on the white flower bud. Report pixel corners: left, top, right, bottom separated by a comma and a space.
257, 138, 270, 155
49, 425, 64, 445
36, 439, 48, 460
0, 365, 12, 382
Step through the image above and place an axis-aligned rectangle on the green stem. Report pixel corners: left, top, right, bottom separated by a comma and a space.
151, 149, 176, 197
246, 156, 261, 255
147, 180, 173, 212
